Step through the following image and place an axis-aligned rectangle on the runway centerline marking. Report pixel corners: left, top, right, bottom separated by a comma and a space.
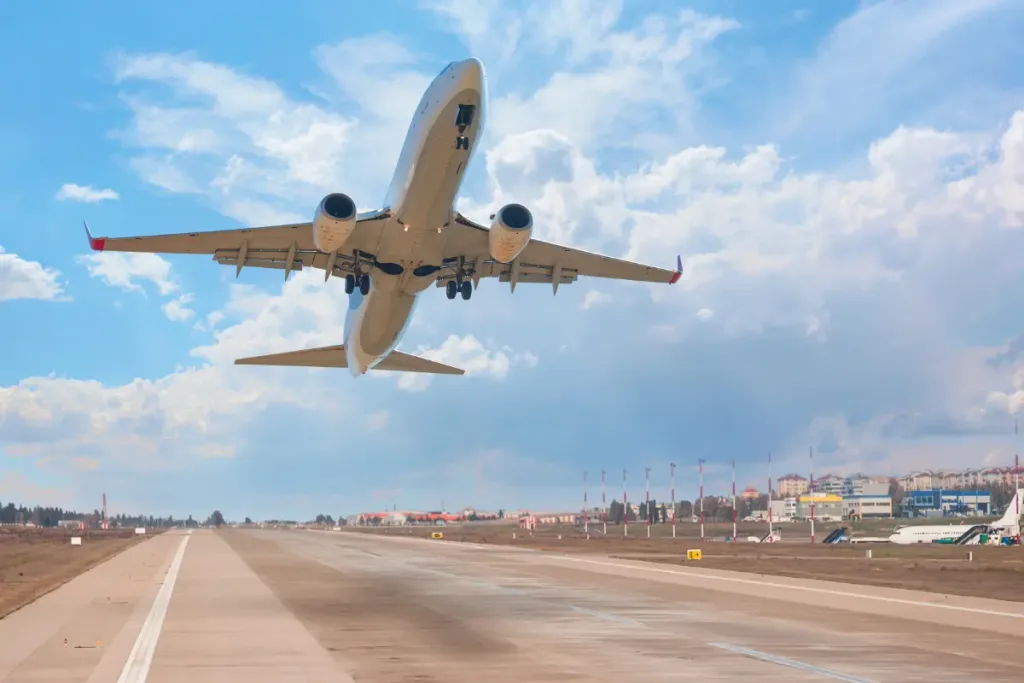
116, 534, 190, 683
551, 555, 1024, 620
710, 643, 877, 683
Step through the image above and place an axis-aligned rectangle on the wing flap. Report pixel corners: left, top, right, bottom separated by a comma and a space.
233, 345, 464, 375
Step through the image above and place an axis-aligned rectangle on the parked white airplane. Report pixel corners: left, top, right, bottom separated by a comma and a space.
887, 489, 1023, 544
84, 58, 681, 378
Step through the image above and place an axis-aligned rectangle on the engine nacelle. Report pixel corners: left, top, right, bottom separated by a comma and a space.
313, 193, 358, 253
488, 203, 533, 263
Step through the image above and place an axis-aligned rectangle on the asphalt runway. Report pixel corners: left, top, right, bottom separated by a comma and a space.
2, 529, 1024, 682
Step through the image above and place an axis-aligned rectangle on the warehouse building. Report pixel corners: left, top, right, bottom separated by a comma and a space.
842, 494, 893, 520
796, 494, 843, 520
903, 489, 991, 517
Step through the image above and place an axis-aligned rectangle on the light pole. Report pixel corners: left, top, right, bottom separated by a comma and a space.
768, 451, 774, 540
670, 462, 677, 539
583, 470, 589, 538
622, 469, 628, 537
698, 459, 706, 540
809, 445, 815, 544
645, 466, 651, 538
601, 469, 607, 535
731, 458, 737, 540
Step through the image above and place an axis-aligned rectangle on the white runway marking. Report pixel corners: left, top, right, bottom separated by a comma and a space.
116, 535, 190, 683
710, 643, 877, 683
553, 555, 1024, 619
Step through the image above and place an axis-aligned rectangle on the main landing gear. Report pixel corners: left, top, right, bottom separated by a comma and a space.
446, 279, 472, 301
455, 104, 474, 151
345, 272, 370, 296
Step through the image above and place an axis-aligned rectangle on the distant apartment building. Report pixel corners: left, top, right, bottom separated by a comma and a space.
847, 476, 890, 496
901, 467, 1016, 491
778, 474, 808, 497
812, 474, 846, 496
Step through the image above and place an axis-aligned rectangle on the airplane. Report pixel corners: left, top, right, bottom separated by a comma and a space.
83, 58, 682, 378
887, 488, 1022, 544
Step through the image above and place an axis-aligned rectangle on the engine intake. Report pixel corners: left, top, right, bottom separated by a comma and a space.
314, 193, 358, 253
488, 203, 533, 263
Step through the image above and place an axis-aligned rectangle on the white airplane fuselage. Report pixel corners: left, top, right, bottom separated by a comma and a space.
340, 59, 485, 377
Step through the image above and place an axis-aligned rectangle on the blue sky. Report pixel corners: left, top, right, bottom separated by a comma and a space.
3, 0, 1024, 520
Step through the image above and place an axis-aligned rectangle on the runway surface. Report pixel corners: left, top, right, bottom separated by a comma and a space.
2, 528, 1024, 682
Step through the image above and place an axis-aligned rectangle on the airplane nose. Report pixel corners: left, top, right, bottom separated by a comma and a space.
459, 57, 484, 84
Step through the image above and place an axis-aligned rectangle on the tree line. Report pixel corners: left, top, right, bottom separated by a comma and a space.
0, 501, 205, 529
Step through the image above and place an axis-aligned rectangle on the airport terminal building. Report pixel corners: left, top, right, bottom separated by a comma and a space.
842, 494, 893, 519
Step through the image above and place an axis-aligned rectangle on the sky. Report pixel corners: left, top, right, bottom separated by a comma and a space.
2, 0, 1024, 521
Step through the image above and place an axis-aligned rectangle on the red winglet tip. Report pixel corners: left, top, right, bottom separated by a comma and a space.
668, 255, 682, 284
90, 236, 106, 252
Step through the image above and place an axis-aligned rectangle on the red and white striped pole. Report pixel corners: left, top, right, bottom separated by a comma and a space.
731, 458, 737, 540
809, 445, 816, 544
699, 459, 705, 540
768, 451, 774, 540
670, 462, 677, 539
645, 466, 651, 538
622, 469, 628, 537
1015, 417, 1019, 543
601, 469, 607, 535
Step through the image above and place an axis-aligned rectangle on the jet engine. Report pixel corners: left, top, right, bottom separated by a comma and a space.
488, 203, 533, 263
313, 193, 358, 253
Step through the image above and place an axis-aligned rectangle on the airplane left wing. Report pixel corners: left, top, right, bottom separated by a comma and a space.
82, 214, 389, 281
439, 213, 681, 291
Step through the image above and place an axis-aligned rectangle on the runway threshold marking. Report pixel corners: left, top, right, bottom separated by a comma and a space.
115, 535, 190, 683
552, 555, 1024, 620
709, 643, 876, 683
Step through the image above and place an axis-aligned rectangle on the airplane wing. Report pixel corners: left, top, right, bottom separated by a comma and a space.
235, 344, 464, 375
82, 213, 390, 281
438, 213, 681, 292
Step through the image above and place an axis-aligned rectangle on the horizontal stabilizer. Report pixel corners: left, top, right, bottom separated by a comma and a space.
234, 345, 464, 375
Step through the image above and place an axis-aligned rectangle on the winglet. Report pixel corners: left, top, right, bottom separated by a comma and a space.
83, 221, 106, 252
668, 255, 683, 285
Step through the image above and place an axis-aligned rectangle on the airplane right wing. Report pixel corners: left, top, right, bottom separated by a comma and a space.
438, 213, 681, 291
235, 345, 464, 375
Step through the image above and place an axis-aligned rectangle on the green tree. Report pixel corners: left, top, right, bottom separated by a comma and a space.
207, 510, 226, 527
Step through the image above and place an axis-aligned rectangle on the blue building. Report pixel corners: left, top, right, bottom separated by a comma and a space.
903, 489, 991, 517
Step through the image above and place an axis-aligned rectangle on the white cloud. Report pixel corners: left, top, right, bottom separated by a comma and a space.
696, 308, 714, 320
394, 334, 529, 393
162, 293, 195, 322
77, 252, 177, 295
0, 247, 65, 302
55, 183, 120, 203
581, 290, 610, 310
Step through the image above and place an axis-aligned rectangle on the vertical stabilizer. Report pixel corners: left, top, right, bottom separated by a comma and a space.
994, 488, 1023, 529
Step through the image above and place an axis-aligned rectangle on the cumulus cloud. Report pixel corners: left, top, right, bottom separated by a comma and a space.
0, 247, 65, 302
55, 183, 120, 203
581, 290, 610, 310
77, 252, 177, 295
394, 334, 529, 392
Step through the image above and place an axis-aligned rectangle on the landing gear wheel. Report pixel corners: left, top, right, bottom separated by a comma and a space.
456, 136, 470, 150
446, 280, 458, 300
460, 280, 472, 301
345, 274, 355, 295
358, 274, 371, 296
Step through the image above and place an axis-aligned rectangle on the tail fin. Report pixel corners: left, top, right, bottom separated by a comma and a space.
995, 488, 1023, 528
234, 344, 464, 375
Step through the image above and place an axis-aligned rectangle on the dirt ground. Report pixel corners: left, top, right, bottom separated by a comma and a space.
343, 520, 1024, 602
0, 526, 156, 618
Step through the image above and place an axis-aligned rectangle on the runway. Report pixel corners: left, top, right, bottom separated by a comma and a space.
2, 529, 1024, 682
